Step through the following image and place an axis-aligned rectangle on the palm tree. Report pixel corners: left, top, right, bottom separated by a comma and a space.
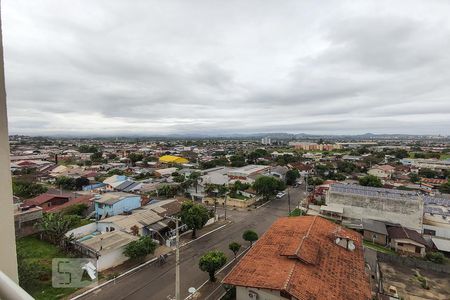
37, 213, 76, 247
204, 183, 216, 197
189, 172, 201, 194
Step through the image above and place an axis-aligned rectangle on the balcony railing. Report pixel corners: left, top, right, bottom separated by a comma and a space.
0, 271, 33, 300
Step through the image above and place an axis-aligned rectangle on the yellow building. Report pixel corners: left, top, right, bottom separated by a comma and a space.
158, 155, 189, 164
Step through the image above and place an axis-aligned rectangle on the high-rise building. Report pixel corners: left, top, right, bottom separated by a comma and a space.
261, 137, 271, 145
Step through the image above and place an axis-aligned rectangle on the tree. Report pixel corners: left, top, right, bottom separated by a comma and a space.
409, 173, 420, 183
289, 208, 305, 217
204, 184, 216, 197
307, 176, 324, 186
157, 184, 178, 198
78, 145, 99, 153
55, 176, 76, 190
199, 250, 227, 282
217, 184, 229, 198
337, 161, 357, 174
359, 175, 383, 187
253, 176, 285, 200
75, 177, 90, 190
62, 203, 88, 216
189, 172, 201, 193
12, 180, 48, 199
123, 236, 157, 260
425, 252, 445, 264
242, 230, 258, 246
228, 242, 241, 258
230, 155, 246, 167
234, 180, 250, 191
180, 201, 210, 238
393, 149, 409, 159
174, 174, 186, 183
128, 153, 144, 166
247, 149, 268, 163
90, 151, 104, 163
285, 169, 300, 186
419, 168, 439, 179
439, 180, 450, 194
36, 213, 79, 246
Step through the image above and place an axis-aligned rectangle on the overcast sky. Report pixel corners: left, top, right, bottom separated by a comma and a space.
2, 0, 450, 136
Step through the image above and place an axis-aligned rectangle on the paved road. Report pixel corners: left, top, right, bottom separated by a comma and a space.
80, 187, 306, 300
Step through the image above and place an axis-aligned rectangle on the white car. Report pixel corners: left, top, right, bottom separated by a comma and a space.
276, 192, 286, 199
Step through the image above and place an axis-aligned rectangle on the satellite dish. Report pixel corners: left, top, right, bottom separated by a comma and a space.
335, 237, 341, 244
188, 287, 196, 294
348, 240, 356, 251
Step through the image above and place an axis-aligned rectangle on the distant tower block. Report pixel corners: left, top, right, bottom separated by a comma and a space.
261, 137, 271, 145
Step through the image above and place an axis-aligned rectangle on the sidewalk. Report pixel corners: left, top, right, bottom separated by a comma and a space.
69, 220, 232, 299
180, 219, 230, 245
188, 246, 251, 300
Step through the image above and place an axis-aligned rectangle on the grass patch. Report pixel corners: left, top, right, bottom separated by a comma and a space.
229, 193, 249, 201
17, 236, 78, 300
363, 240, 397, 255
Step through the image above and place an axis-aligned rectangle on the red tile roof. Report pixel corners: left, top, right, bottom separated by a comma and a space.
24, 193, 72, 207
223, 216, 371, 300
46, 195, 93, 213
421, 178, 447, 185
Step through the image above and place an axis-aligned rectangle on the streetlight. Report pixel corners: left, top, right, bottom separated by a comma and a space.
188, 287, 196, 299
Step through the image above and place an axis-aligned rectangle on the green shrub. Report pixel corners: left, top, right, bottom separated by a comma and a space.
425, 252, 445, 264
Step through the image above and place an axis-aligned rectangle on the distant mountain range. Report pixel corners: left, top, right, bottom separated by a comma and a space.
12, 132, 447, 141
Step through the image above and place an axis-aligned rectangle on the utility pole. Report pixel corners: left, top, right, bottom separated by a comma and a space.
166, 215, 181, 300
175, 217, 180, 300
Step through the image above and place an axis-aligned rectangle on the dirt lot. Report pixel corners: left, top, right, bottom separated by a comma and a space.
380, 261, 450, 300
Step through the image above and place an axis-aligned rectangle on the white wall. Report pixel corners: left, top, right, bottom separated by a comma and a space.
0, 13, 18, 282
66, 223, 97, 239
423, 224, 450, 239
97, 248, 129, 271
236, 286, 285, 300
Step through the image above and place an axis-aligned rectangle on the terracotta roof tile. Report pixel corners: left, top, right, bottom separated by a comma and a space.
223, 216, 371, 300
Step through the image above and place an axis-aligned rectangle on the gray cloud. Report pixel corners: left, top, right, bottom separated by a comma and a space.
2, 0, 450, 135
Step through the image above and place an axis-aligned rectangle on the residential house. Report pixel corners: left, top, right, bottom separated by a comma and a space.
103, 174, 128, 190
420, 178, 447, 188
75, 231, 139, 271
431, 237, 450, 257
367, 165, 395, 179
223, 216, 371, 300
97, 209, 162, 237
24, 192, 74, 212
154, 167, 178, 177
387, 225, 427, 257
14, 204, 43, 237
113, 180, 143, 193
95, 192, 142, 219
266, 166, 289, 181
46, 195, 94, 214
362, 219, 388, 245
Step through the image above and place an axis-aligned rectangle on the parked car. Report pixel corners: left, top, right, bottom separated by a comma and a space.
276, 192, 286, 199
